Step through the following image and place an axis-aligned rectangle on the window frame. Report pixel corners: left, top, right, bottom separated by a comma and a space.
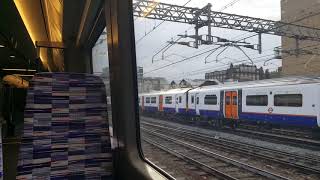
191, 95, 194, 104
104, 0, 172, 179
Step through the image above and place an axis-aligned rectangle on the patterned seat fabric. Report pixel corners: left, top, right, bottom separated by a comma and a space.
16, 73, 113, 179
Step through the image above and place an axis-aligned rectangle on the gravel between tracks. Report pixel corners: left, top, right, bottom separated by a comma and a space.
141, 116, 320, 158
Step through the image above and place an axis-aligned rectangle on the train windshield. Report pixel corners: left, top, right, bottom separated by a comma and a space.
133, 0, 320, 179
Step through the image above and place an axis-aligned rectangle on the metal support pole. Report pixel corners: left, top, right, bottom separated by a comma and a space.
295, 37, 299, 57
258, 33, 262, 54
207, 3, 212, 43
195, 26, 199, 48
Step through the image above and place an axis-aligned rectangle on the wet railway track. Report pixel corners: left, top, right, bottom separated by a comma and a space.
141, 119, 320, 179
238, 124, 316, 139
146, 115, 320, 150
229, 127, 320, 150
142, 128, 289, 180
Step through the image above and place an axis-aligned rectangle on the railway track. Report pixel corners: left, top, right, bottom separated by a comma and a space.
141, 119, 320, 178
230, 127, 320, 150
145, 115, 320, 150
143, 138, 235, 180
238, 124, 316, 139
142, 128, 290, 180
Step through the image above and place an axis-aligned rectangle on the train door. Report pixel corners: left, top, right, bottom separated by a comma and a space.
195, 93, 200, 115
190, 94, 196, 110
159, 95, 163, 111
225, 91, 238, 119
231, 91, 239, 119
175, 94, 179, 113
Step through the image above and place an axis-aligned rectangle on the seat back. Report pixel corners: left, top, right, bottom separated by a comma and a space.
16, 73, 113, 179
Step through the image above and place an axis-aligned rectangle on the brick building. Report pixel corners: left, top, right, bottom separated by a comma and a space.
205, 64, 265, 82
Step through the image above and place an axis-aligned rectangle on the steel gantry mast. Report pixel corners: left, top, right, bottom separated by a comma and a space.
133, 0, 320, 42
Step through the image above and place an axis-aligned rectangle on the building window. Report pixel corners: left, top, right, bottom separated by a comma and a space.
146, 97, 150, 103
274, 94, 302, 107
246, 95, 268, 106
151, 97, 156, 104
196, 97, 199, 104
191, 95, 194, 104
179, 96, 182, 103
165, 96, 172, 104
204, 95, 217, 105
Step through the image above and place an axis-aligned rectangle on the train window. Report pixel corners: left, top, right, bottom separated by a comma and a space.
151, 97, 157, 104
226, 96, 231, 105
196, 97, 199, 104
165, 96, 172, 104
179, 96, 182, 103
146, 97, 150, 103
191, 95, 194, 104
233, 96, 237, 105
204, 95, 217, 105
246, 95, 268, 106
274, 94, 303, 107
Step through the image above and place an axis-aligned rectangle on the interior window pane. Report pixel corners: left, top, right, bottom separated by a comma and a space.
133, 0, 318, 179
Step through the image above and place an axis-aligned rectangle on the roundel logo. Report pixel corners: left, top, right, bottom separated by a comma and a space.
268, 107, 273, 113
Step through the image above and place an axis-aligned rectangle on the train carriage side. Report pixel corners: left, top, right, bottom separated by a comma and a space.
162, 93, 176, 114
240, 83, 320, 128
158, 88, 191, 115
188, 87, 223, 121
176, 92, 189, 114
142, 93, 159, 113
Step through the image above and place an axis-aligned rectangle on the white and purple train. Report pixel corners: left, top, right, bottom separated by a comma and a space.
139, 77, 320, 129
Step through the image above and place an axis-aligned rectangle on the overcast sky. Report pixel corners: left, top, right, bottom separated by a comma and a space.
93, 0, 282, 81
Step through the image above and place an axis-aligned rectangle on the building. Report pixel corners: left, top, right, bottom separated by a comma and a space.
205, 64, 265, 82
281, 0, 320, 75
189, 79, 206, 87
142, 77, 168, 92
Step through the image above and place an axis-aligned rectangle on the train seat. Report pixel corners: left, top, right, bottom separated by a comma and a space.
16, 73, 113, 179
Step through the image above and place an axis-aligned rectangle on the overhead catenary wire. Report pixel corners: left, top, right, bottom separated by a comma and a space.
165, 53, 277, 80
166, 43, 320, 80
163, 42, 320, 80
135, 0, 193, 44
148, 0, 243, 63
144, 8, 320, 76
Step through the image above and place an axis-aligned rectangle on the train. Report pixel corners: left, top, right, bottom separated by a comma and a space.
139, 77, 320, 129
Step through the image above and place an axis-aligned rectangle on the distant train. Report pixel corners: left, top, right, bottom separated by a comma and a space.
139, 77, 320, 129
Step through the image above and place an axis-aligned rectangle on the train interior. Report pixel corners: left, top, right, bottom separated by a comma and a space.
0, 0, 169, 179
1, 0, 320, 179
